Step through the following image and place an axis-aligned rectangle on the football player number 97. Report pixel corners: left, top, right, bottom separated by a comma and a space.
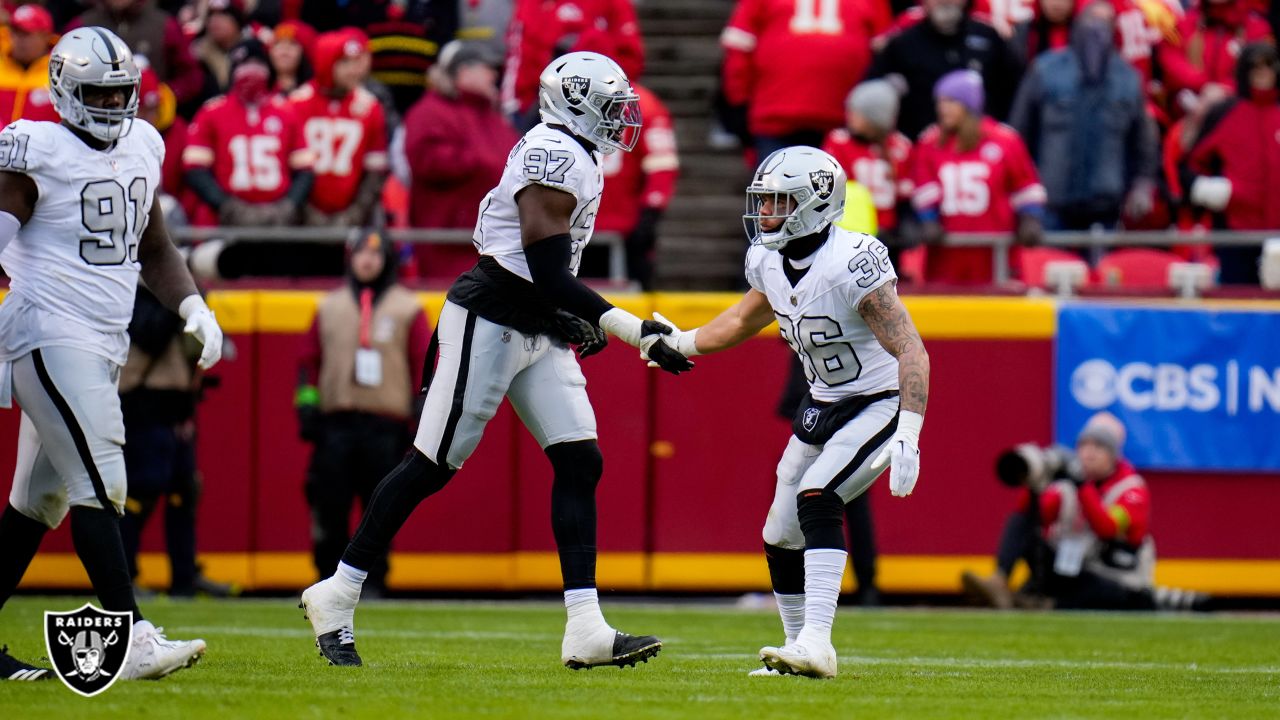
80, 178, 149, 265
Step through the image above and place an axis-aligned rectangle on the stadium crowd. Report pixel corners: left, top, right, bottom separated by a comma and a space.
0, 0, 1274, 285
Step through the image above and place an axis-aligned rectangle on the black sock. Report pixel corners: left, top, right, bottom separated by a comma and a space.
0, 504, 48, 610
70, 505, 143, 624
797, 488, 846, 551
546, 441, 603, 590
341, 450, 452, 571
764, 543, 805, 595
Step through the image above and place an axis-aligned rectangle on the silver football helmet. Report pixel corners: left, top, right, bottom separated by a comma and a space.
744, 147, 847, 250
538, 51, 641, 155
48, 27, 141, 142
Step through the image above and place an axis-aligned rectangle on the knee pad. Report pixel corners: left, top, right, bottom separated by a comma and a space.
546, 440, 603, 491
797, 488, 846, 551
762, 504, 804, 550
764, 543, 805, 594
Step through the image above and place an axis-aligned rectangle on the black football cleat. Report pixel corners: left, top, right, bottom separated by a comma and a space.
316, 629, 362, 667
564, 631, 662, 670
0, 644, 52, 681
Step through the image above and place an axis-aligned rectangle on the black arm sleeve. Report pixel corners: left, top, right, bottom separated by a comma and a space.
184, 167, 230, 210
286, 169, 316, 207
524, 233, 614, 324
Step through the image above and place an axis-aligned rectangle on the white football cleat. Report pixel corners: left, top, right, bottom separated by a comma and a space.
759, 638, 837, 679
120, 620, 205, 680
300, 577, 362, 666
561, 622, 662, 669
748, 665, 784, 677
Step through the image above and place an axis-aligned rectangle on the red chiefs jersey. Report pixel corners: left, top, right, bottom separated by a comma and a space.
289, 82, 388, 214
597, 85, 678, 234
822, 127, 913, 231
501, 0, 645, 115
721, 0, 891, 136
183, 94, 313, 225
912, 117, 1045, 234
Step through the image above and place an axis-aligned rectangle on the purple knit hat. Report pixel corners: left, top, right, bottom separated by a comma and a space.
934, 69, 985, 115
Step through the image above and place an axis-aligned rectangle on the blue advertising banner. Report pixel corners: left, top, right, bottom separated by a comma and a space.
1056, 304, 1280, 472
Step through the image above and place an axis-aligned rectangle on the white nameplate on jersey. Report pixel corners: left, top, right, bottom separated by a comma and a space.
1053, 535, 1089, 577
354, 348, 383, 387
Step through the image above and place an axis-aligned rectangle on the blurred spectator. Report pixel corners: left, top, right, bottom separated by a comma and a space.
1110, 0, 1177, 90
912, 70, 1046, 283
866, 0, 1021, 140
501, 0, 643, 123
1009, 0, 1076, 68
458, 0, 513, 60
191, 0, 249, 104
298, 0, 457, 114
268, 19, 316, 96
1010, 0, 1158, 231
1160, 83, 1229, 231
402, 41, 517, 278
118, 286, 235, 598
71, 0, 205, 112
721, 0, 891, 158
290, 30, 389, 229
295, 231, 430, 596
597, 78, 678, 289
1155, 0, 1272, 110
183, 38, 315, 227
1183, 42, 1280, 285
341, 28, 402, 139
0, 4, 57, 123
137, 62, 187, 201
823, 80, 915, 259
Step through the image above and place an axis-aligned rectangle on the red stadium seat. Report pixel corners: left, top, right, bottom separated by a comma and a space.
1096, 248, 1182, 288
1019, 246, 1091, 287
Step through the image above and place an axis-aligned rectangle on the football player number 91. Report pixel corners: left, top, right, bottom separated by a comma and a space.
79, 178, 149, 266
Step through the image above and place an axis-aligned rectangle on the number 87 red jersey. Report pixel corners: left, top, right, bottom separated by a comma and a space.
288, 83, 388, 214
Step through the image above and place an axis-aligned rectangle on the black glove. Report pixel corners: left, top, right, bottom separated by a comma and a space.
646, 337, 694, 375
575, 324, 608, 359
297, 405, 323, 443
550, 310, 609, 360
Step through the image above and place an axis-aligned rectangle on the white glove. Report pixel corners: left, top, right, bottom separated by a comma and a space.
599, 307, 670, 351
871, 410, 923, 497
1189, 176, 1232, 212
179, 294, 223, 370
642, 312, 699, 363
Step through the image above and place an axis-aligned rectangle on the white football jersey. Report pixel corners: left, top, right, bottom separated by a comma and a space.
746, 227, 900, 403
0, 119, 164, 365
472, 123, 603, 281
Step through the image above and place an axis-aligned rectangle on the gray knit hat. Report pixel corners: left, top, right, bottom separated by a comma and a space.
1077, 412, 1126, 457
846, 80, 900, 132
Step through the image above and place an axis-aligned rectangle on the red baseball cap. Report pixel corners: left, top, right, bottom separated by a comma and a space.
11, 4, 54, 34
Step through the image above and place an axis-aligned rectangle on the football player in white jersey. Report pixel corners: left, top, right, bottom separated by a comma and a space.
0, 28, 220, 682
300, 51, 691, 669
650, 147, 930, 679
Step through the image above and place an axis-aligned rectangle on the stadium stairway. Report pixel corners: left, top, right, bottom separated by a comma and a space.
640, 0, 753, 289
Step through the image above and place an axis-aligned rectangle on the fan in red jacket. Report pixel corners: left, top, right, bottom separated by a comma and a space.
823, 80, 914, 237
596, 83, 678, 289
721, 0, 891, 153
290, 30, 389, 228
1155, 0, 1273, 107
912, 70, 1046, 283
403, 41, 520, 279
500, 0, 644, 120
1182, 42, 1280, 284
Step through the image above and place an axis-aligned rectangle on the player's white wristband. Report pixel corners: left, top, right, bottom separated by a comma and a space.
598, 307, 644, 347
0, 210, 19, 255
675, 328, 700, 357
896, 410, 924, 446
178, 294, 210, 321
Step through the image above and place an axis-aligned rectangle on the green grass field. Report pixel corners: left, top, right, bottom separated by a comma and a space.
2, 596, 1277, 719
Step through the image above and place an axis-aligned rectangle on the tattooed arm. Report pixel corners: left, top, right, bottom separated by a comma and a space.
858, 280, 929, 415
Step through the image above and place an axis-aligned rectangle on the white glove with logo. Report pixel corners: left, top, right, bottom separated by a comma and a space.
871, 410, 923, 497
642, 312, 699, 361
179, 294, 224, 370
599, 307, 693, 374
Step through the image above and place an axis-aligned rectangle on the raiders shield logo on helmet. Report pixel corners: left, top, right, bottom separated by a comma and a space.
45, 604, 132, 697
809, 170, 835, 200
561, 75, 590, 106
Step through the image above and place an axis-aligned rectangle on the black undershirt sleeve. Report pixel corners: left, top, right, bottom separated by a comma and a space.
523, 233, 614, 325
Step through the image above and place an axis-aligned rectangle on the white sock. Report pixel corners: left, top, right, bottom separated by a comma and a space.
564, 588, 609, 631
798, 549, 846, 645
335, 561, 368, 594
775, 593, 805, 644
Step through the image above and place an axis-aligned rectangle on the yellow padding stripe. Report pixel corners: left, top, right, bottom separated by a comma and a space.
19, 553, 1280, 596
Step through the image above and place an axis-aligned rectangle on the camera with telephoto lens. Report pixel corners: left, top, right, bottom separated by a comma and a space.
995, 443, 1081, 492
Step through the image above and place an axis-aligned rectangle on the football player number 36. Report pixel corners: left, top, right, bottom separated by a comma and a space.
777, 315, 862, 386
80, 178, 148, 266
